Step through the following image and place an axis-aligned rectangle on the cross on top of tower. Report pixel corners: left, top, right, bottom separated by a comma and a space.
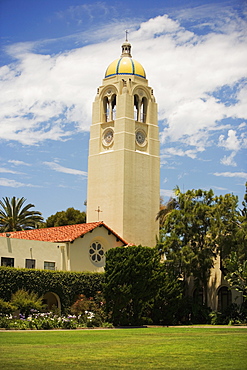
121, 32, 132, 58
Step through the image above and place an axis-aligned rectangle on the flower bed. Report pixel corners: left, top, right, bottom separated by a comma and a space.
0, 311, 113, 330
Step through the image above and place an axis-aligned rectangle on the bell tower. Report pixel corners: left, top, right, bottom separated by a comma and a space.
87, 40, 160, 247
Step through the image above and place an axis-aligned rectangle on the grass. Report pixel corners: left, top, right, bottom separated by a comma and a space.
0, 327, 246, 369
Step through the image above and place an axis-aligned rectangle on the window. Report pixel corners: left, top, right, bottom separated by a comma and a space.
25, 259, 36, 269
218, 286, 232, 312
103, 93, 116, 122
44, 261, 55, 271
140, 97, 147, 123
134, 94, 147, 123
1, 257, 14, 267
134, 94, 139, 120
89, 242, 104, 263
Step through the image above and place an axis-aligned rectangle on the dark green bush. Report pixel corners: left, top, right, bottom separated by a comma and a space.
104, 246, 162, 326
150, 266, 184, 325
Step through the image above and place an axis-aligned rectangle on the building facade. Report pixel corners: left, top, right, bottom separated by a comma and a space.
0, 222, 127, 273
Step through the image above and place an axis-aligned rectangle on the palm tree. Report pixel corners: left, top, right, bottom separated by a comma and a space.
0, 196, 44, 232
156, 196, 178, 228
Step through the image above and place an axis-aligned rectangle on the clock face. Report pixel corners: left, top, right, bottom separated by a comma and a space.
135, 130, 146, 146
103, 128, 114, 146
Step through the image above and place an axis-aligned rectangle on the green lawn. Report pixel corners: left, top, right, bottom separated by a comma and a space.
0, 327, 246, 369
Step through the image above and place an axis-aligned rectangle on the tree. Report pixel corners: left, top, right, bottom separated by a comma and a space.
223, 183, 247, 297
150, 262, 184, 325
224, 252, 247, 298
156, 196, 178, 229
45, 207, 86, 227
104, 246, 161, 326
158, 187, 239, 307
0, 196, 44, 232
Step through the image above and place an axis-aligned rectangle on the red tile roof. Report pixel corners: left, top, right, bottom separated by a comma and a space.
0, 222, 128, 244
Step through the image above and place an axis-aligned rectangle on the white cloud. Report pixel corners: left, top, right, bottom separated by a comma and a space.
176, 4, 247, 43
5, 42, 35, 59
239, 122, 246, 129
160, 97, 227, 145
134, 14, 181, 38
178, 172, 188, 180
161, 146, 203, 159
8, 160, 31, 166
43, 161, 87, 176
0, 45, 100, 144
0, 9, 246, 153
213, 172, 247, 179
220, 151, 237, 167
160, 189, 174, 198
0, 178, 39, 187
211, 186, 227, 191
55, 3, 117, 25
0, 167, 23, 174
218, 130, 241, 151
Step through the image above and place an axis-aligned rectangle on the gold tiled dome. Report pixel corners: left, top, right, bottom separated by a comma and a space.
105, 41, 146, 79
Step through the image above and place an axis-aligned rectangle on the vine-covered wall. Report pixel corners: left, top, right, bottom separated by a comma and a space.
0, 267, 104, 313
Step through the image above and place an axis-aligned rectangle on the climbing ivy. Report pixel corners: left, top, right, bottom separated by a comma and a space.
0, 267, 104, 313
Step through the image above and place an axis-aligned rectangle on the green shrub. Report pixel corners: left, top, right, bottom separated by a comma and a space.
150, 267, 184, 325
0, 315, 11, 329
70, 292, 106, 327
210, 310, 224, 325
104, 246, 161, 326
210, 303, 247, 325
0, 267, 104, 313
10, 290, 45, 318
0, 298, 16, 315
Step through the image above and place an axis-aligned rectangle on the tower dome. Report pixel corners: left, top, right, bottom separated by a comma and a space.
105, 41, 146, 79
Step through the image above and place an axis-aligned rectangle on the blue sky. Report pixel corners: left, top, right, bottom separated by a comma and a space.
0, 0, 246, 220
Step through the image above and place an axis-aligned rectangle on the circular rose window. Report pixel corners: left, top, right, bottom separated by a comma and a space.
89, 242, 104, 263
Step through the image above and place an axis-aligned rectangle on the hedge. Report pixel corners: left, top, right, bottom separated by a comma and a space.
0, 267, 104, 313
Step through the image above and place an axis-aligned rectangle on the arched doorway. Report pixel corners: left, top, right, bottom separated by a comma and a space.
43, 292, 61, 314
193, 287, 204, 305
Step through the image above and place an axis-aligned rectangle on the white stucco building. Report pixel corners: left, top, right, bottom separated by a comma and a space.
0, 222, 127, 273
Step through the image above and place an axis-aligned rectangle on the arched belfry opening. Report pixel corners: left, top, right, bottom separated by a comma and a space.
87, 38, 160, 248
103, 93, 116, 122
141, 97, 147, 123
134, 94, 147, 123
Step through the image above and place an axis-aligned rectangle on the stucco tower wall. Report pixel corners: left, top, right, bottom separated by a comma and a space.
87, 51, 160, 247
